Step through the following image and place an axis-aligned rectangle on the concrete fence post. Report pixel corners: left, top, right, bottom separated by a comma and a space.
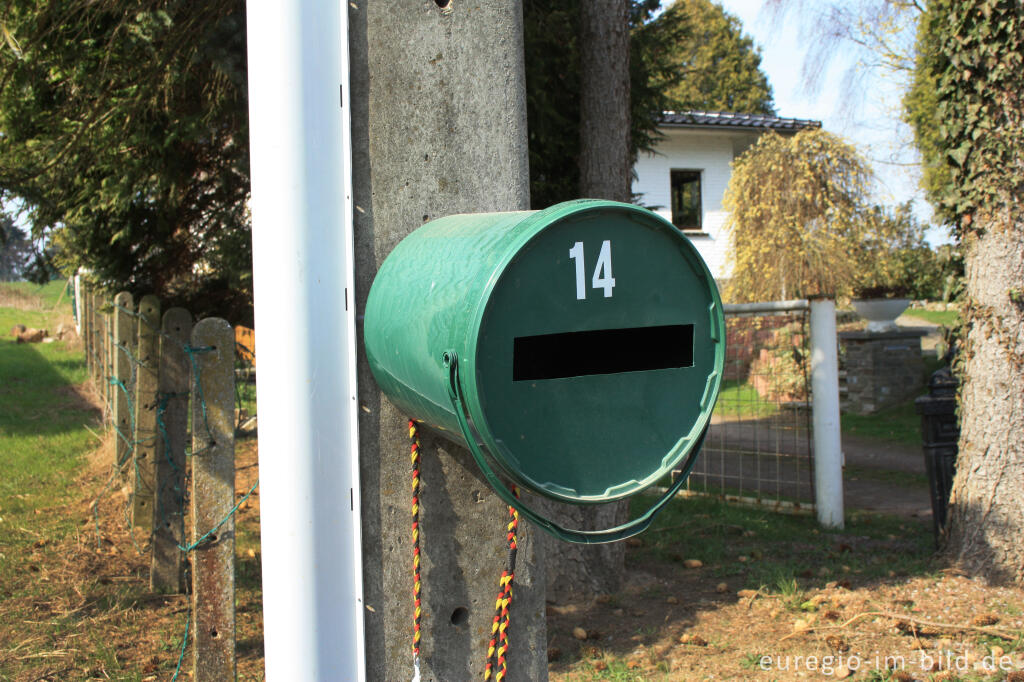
82, 286, 93, 376
189, 317, 236, 681
92, 292, 104, 393
103, 304, 113, 417
112, 292, 134, 470
810, 297, 844, 529
131, 295, 161, 528
151, 307, 192, 593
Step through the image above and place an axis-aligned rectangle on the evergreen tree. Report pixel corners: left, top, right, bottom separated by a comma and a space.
662, 0, 775, 114
0, 1, 251, 319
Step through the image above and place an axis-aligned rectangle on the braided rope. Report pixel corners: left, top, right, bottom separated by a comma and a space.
410, 420, 423, 682
485, 488, 520, 681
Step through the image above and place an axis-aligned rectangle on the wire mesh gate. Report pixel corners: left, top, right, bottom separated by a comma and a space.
680, 300, 816, 511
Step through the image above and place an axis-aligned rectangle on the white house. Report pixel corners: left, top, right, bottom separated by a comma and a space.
632, 111, 821, 281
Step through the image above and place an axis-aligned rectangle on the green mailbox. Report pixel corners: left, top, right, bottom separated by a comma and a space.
364, 199, 724, 543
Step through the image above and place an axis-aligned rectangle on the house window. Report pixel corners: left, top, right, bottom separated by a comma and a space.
670, 170, 702, 231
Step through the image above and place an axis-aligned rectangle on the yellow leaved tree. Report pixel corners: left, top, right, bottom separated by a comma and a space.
723, 129, 874, 303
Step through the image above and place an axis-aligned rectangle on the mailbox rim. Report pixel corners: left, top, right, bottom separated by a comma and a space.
459, 199, 725, 503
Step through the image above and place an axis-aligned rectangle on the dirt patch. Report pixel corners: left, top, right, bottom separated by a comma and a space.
0, 435, 264, 681
547, 554, 1024, 680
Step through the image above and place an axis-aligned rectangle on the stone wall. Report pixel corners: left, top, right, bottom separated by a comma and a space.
840, 330, 927, 415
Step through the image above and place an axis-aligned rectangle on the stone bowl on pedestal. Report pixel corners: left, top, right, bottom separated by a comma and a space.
851, 298, 911, 333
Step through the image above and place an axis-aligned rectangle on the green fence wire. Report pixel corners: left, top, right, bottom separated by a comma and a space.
79, 287, 260, 680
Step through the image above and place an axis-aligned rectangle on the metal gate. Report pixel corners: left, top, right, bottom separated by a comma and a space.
682, 300, 817, 512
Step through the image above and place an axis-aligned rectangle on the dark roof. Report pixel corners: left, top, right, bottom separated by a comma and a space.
657, 110, 822, 132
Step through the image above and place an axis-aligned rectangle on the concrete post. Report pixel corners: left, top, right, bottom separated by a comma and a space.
350, 2, 547, 680
189, 318, 236, 681
112, 292, 134, 469
151, 307, 192, 593
131, 295, 161, 528
810, 297, 844, 529
103, 305, 112, 416
81, 285, 92, 374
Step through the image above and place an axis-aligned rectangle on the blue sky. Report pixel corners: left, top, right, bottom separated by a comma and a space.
715, 1, 950, 245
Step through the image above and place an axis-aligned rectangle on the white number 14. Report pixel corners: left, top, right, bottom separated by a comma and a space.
568, 240, 616, 300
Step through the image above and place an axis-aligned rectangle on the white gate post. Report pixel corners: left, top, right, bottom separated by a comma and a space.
810, 297, 844, 528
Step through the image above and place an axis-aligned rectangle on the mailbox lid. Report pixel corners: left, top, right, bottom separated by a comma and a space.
467, 200, 724, 503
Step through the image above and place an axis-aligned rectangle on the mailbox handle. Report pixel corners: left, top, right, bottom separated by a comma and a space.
442, 351, 703, 545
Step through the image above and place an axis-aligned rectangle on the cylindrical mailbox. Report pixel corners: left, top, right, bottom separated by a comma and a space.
365, 200, 725, 543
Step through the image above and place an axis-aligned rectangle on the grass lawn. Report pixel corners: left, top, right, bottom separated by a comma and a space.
716, 377, 925, 448
0, 281, 104, 678
0, 280, 265, 681
841, 399, 923, 447
0, 280, 95, 516
713, 380, 781, 419
902, 307, 960, 327
628, 493, 933, 589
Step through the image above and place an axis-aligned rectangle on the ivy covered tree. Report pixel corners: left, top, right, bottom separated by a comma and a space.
909, 0, 1024, 584
0, 1, 251, 320
723, 128, 875, 302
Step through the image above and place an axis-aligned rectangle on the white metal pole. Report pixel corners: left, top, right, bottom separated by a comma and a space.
246, 1, 365, 679
810, 297, 844, 529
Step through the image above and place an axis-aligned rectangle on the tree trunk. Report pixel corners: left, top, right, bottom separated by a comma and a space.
945, 212, 1024, 584
578, 0, 631, 202
544, 0, 633, 604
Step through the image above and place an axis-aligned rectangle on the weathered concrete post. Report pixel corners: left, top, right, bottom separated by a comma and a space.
131, 295, 160, 527
112, 292, 134, 469
82, 286, 93, 375
151, 307, 192, 592
350, 2, 547, 680
103, 303, 112, 415
189, 318, 236, 681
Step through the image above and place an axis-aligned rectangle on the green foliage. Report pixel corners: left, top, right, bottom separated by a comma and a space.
714, 380, 780, 419
0, 1, 251, 320
0, 211, 31, 280
903, 21, 951, 217
523, 0, 582, 208
908, 0, 1024, 231
525, 0, 677, 208
724, 129, 875, 302
746, 322, 808, 402
524, 0, 775, 208
854, 202, 960, 300
661, 0, 775, 115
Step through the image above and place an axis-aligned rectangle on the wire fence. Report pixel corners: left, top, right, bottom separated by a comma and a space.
681, 302, 816, 512
76, 277, 258, 681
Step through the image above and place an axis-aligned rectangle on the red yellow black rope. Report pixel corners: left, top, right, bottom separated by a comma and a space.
410, 419, 423, 681
484, 488, 520, 681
